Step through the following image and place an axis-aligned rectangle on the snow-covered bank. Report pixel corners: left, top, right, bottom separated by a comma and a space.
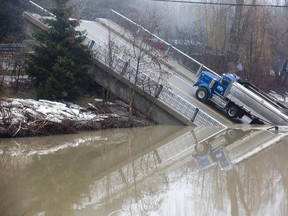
269, 90, 288, 105
1, 98, 116, 124
0, 98, 153, 138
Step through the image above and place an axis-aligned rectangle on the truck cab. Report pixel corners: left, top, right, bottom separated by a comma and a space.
192, 128, 247, 170
194, 71, 236, 99
194, 71, 241, 118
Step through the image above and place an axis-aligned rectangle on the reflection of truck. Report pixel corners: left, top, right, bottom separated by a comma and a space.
194, 71, 288, 125
193, 128, 250, 170
193, 127, 283, 170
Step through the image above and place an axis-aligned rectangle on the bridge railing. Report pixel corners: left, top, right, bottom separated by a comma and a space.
108, 10, 219, 77
84, 37, 225, 127
26, 0, 55, 17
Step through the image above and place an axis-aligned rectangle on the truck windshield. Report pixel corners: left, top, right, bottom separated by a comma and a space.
221, 77, 230, 86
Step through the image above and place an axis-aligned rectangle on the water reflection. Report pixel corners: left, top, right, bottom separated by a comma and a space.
193, 127, 286, 170
0, 125, 288, 216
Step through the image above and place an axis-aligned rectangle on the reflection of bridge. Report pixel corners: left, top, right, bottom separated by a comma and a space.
22, 1, 230, 127
193, 126, 287, 170
2, 123, 286, 215
75, 126, 224, 210
74, 126, 285, 212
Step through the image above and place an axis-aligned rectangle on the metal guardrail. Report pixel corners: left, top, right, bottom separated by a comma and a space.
28, 0, 55, 17
109, 10, 220, 78
0, 44, 26, 53
84, 37, 225, 127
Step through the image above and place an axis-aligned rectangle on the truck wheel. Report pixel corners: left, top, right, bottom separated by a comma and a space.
196, 87, 208, 102
227, 106, 239, 118
194, 143, 210, 155
227, 129, 236, 137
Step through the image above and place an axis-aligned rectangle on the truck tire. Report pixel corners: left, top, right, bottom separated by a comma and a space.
227, 106, 239, 118
227, 129, 236, 137
194, 143, 210, 155
196, 87, 208, 102
226, 129, 244, 141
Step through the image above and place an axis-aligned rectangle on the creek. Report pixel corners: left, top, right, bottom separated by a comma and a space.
0, 125, 288, 216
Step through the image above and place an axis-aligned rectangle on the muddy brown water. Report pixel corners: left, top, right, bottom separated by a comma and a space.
0, 125, 287, 216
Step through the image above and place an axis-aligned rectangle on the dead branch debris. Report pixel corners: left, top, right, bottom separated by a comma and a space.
0, 98, 154, 138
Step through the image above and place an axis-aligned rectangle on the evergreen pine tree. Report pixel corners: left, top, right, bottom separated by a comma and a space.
25, 0, 93, 100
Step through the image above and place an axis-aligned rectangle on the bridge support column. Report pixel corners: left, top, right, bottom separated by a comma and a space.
154, 84, 163, 98
120, 61, 129, 75
191, 108, 199, 122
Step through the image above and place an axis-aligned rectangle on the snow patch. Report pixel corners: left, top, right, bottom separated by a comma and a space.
0, 98, 118, 125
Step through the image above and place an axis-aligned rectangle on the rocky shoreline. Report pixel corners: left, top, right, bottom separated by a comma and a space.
0, 98, 154, 138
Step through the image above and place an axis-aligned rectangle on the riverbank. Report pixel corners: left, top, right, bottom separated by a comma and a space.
0, 97, 154, 138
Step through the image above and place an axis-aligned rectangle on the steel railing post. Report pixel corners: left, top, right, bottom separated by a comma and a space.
191, 108, 199, 122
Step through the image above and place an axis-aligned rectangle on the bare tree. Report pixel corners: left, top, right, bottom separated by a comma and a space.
105, 4, 171, 120
269, 0, 288, 85
0, 45, 26, 93
228, 0, 245, 59
11, 50, 26, 93
123, 29, 166, 119
0, 52, 11, 91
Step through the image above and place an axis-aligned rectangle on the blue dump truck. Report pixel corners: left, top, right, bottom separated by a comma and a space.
193, 71, 288, 125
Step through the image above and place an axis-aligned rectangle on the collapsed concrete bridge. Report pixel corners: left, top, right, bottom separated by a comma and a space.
22, 1, 226, 128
